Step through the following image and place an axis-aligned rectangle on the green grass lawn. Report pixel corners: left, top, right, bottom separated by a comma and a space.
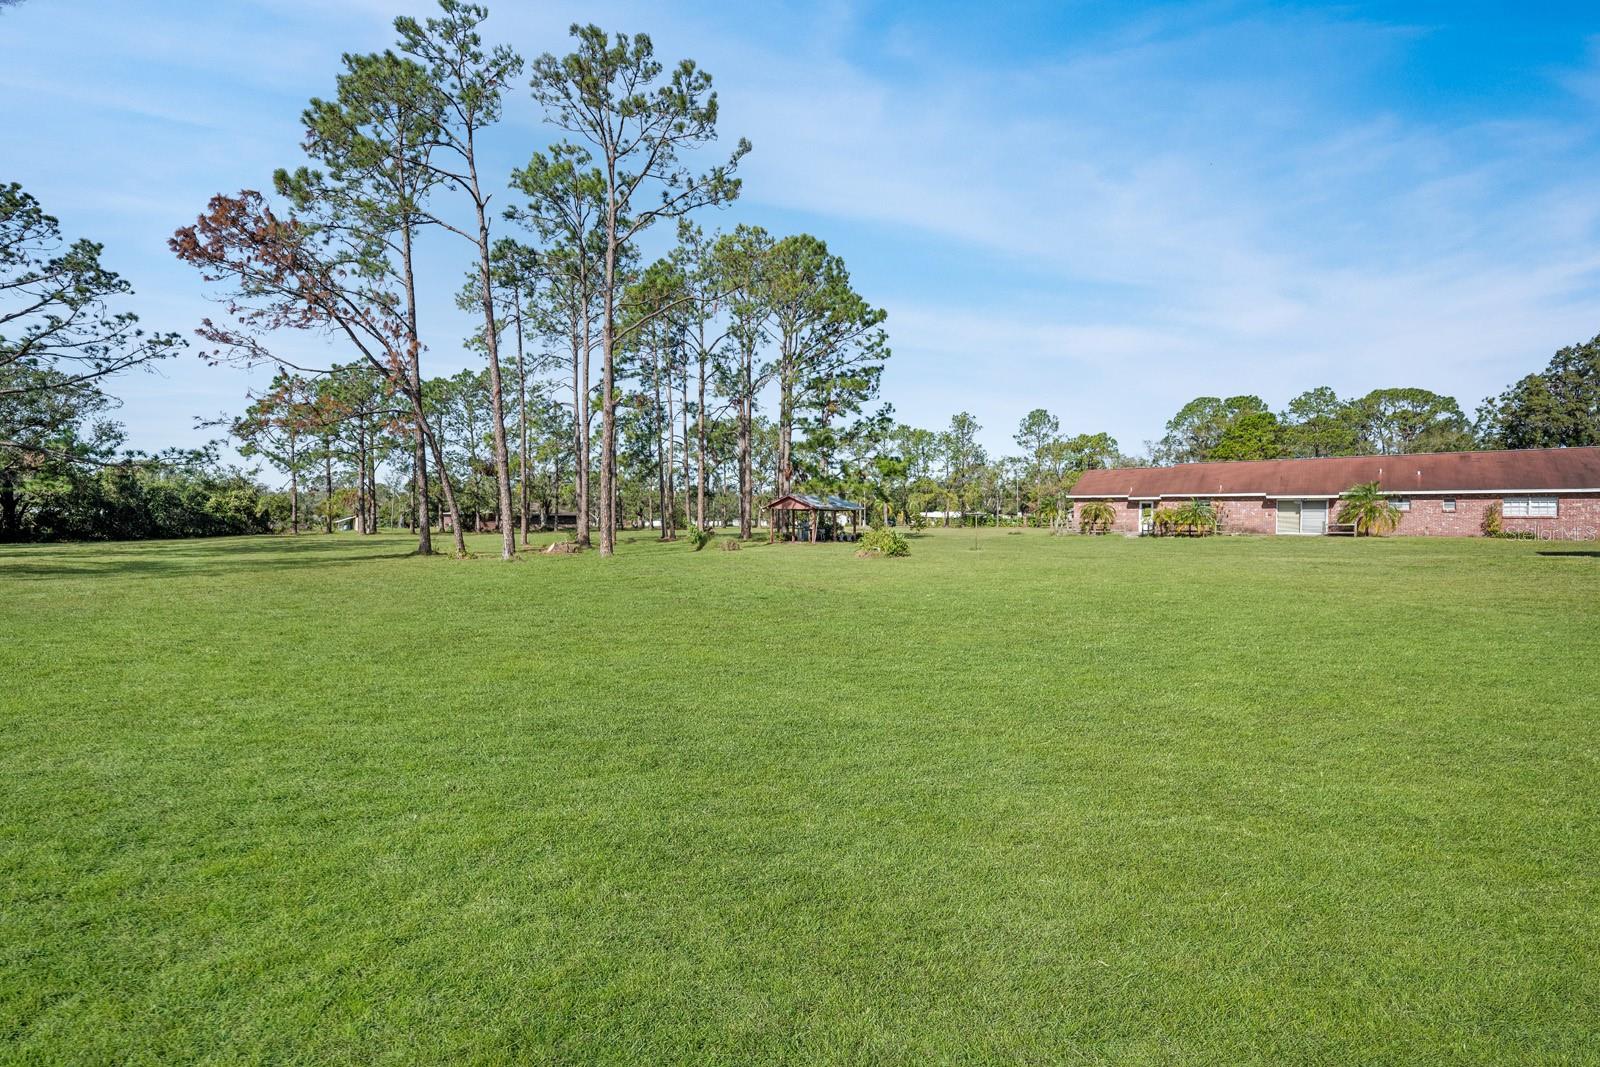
3, 529, 1598, 1064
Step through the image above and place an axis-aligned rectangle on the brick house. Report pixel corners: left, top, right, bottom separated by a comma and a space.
1068, 446, 1600, 539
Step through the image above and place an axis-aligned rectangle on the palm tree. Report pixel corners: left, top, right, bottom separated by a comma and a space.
1171, 498, 1217, 536
1078, 500, 1115, 534
1338, 481, 1401, 536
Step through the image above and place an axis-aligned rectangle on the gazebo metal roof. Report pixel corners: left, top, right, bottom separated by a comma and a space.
766, 493, 865, 511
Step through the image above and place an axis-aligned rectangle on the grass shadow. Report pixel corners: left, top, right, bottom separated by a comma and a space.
1537, 549, 1600, 558
0, 535, 418, 581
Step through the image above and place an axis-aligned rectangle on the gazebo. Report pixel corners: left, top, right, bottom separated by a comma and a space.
764, 493, 866, 543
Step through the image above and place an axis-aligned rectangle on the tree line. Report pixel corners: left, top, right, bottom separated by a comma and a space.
1147, 353, 1600, 467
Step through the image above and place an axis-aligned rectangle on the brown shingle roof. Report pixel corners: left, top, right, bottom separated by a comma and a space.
1070, 446, 1600, 499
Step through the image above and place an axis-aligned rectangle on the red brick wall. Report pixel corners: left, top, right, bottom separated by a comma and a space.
1215, 499, 1277, 534
1386, 494, 1600, 539
1075, 493, 1600, 539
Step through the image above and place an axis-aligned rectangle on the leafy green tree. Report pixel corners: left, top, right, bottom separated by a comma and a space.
1477, 335, 1600, 448
1055, 432, 1121, 478
671, 222, 735, 529
226, 371, 315, 534
1352, 388, 1472, 454
711, 225, 773, 539
940, 412, 984, 526
530, 24, 748, 556
1210, 410, 1285, 461
1014, 408, 1061, 520
0, 370, 122, 541
2, 183, 181, 444
428, 368, 497, 531
1281, 386, 1361, 458
760, 235, 887, 510
1152, 395, 1269, 464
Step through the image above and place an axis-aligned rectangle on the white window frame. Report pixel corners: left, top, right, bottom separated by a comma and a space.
1503, 495, 1558, 518
1394, 497, 1410, 512
1441, 498, 1456, 512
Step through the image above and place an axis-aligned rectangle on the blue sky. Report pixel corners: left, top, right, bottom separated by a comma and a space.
5, 0, 1600, 460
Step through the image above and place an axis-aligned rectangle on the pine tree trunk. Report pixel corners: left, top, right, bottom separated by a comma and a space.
696, 345, 707, 529
654, 341, 669, 540
599, 229, 618, 557
1, 471, 18, 542
514, 287, 529, 547
288, 432, 299, 535
425, 402, 467, 556
738, 391, 752, 540
572, 299, 591, 548
323, 446, 333, 533
401, 222, 432, 555
466, 159, 516, 561
681, 361, 690, 532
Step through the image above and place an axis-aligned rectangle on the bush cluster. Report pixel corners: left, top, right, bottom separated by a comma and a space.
686, 524, 715, 551
6, 464, 273, 542
858, 526, 910, 557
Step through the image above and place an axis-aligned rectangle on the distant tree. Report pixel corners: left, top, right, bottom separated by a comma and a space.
1281, 386, 1361, 458
1352, 387, 1472, 454
510, 143, 607, 546
1013, 408, 1060, 519
1477, 335, 1600, 448
530, 24, 748, 555
711, 225, 773, 539
671, 222, 735, 529
763, 234, 887, 535
457, 237, 541, 544
226, 371, 316, 534
2, 183, 182, 441
0, 371, 122, 541
940, 412, 983, 526
1210, 410, 1285, 461
1055, 432, 1121, 477
1153, 395, 1269, 464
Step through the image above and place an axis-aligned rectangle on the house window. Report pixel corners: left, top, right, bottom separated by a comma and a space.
1441, 498, 1456, 512
1394, 497, 1410, 512
1504, 496, 1557, 518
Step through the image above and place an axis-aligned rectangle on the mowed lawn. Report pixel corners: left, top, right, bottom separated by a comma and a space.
3, 529, 1598, 1064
